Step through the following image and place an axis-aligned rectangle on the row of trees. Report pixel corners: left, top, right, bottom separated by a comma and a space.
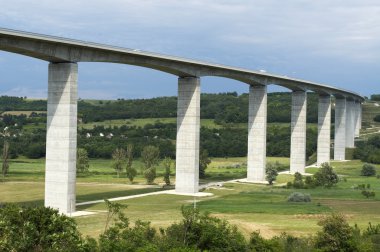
0, 93, 321, 124
354, 135, 380, 164
78, 92, 321, 124
1, 203, 379, 251
77, 144, 211, 184
0, 122, 319, 160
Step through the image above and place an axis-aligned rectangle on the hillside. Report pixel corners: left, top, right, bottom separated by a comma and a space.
0, 92, 319, 124
362, 101, 380, 127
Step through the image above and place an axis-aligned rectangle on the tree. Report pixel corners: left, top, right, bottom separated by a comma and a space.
164, 206, 247, 251
99, 200, 156, 251
1, 127, 10, 177
125, 144, 137, 183
0, 204, 95, 251
265, 163, 278, 185
293, 172, 304, 189
112, 148, 127, 178
141, 145, 160, 184
315, 213, 357, 252
199, 149, 211, 178
162, 157, 172, 186
313, 162, 339, 188
361, 163, 376, 176
77, 148, 89, 173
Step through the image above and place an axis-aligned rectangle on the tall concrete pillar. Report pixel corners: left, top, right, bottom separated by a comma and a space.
358, 103, 362, 131
290, 91, 307, 174
334, 98, 346, 160
354, 101, 360, 137
345, 100, 355, 148
45, 63, 78, 214
175, 77, 200, 194
317, 95, 331, 165
247, 85, 267, 182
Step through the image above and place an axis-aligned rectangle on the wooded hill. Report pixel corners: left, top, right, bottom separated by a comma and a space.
0, 92, 320, 124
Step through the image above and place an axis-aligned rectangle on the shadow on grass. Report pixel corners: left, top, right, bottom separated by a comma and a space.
76, 187, 167, 203
200, 171, 247, 183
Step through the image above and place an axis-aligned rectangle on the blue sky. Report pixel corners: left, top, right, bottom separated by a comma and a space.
0, 0, 379, 99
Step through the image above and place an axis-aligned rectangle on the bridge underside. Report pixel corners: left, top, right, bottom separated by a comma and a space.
0, 28, 363, 214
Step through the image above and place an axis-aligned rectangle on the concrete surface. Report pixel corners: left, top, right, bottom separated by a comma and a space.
175, 77, 200, 194
45, 63, 77, 214
317, 95, 331, 165
247, 85, 267, 182
290, 91, 307, 174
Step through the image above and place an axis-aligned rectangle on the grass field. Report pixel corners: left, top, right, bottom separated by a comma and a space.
1, 157, 379, 239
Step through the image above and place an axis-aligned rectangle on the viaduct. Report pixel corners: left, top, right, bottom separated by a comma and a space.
0, 28, 364, 214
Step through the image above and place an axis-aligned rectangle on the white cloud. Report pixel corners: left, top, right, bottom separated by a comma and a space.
0, 0, 379, 96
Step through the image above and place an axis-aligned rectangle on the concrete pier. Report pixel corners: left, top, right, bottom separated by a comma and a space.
334, 98, 346, 160
45, 63, 78, 214
354, 101, 361, 137
247, 85, 267, 182
317, 95, 331, 165
345, 100, 355, 148
290, 91, 307, 173
175, 77, 200, 194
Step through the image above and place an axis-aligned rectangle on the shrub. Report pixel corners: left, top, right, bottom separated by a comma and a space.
362, 190, 376, 198
304, 176, 316, 188
0, 204, 94, 251
313, 163, 339, 188
287, 192, 311, 202
164, 207, 247, 251
361, 163, 377, 176
315, 214, 358, 251
142, 145, 160, 184
24, 142, 45, 158
266, 163, 278, 185
77, 148, 90, 173
293, 172, 304, 189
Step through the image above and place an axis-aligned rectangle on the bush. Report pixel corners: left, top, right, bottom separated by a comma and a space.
24, 142, 45, 158
293, 172, 304, 189
313, 163, 339, 188
266, 163, 278, 185
315, 214, 358, 251
304, 176, 316, 188
362, 190, 376, 198
0, 204, 94, 251
361, 163, 377, 176
287, 192, 311, 202
164, 207, 247, 251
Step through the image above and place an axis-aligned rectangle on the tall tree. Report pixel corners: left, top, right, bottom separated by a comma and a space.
141, 145, 160, 184
76, 148, 89, 173
112, 148, 127, 178
162, 157, 172, 186
265, 163, 278, 185
125, 144, 137, 183
199, 149, 211, 179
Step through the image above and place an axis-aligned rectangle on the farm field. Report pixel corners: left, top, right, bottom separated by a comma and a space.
1, 157, 379, 239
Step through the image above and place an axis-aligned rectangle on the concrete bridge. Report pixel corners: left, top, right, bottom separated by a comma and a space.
0, 28, 364, 214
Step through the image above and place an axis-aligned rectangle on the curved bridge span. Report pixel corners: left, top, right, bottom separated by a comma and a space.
0, 28, 364, 214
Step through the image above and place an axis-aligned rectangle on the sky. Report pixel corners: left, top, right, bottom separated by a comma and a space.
0, 0, 379, 99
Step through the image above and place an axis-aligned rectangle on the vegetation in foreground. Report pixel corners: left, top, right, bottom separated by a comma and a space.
1, 202, 380, 251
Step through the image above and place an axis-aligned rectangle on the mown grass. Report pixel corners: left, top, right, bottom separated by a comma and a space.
79, 118, 220, 129
1, 157, 379, 239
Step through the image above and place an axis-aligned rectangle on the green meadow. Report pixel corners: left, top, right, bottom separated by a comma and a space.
1, 156, 379, 239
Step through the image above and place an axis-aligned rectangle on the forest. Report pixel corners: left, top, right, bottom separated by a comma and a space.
0, 93, 320, 160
